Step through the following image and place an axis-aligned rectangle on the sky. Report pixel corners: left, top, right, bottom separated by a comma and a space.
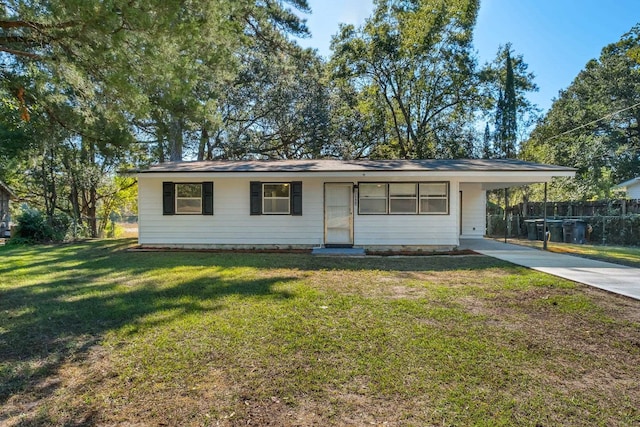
295, 0, 640, 114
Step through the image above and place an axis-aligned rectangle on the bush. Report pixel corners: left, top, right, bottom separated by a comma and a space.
589, 215, 640, 246
13, 208, 71, 243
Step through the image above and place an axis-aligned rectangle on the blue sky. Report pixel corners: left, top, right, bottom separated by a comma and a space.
295, 0, 640, 113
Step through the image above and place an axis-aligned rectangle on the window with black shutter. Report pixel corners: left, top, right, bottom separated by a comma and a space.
162, 182, 213, 215
250, 181, 302, 216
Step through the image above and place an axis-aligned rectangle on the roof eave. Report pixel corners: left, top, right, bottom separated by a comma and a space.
0, 181, 17, 199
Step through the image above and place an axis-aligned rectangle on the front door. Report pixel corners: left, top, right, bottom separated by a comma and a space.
324, 183, 353, 247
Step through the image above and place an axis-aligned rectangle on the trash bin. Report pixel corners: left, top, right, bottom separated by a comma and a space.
547, 220, 564, 242
573, 220, 588, 244
562, 220, 575, 243
535, 219, 545, 241
563, 219, 588, 244
524, 219, 537, 240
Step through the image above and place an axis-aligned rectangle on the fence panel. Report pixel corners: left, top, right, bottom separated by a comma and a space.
486, 214, 640, 247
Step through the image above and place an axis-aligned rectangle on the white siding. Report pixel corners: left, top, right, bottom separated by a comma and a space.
138, 175, 464, 249
139, 177, 324, 247
628, 182, 640, 199
460, 183, 486, 238
353, 180, 459, 247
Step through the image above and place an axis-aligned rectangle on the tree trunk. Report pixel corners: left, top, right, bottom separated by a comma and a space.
44, 144, 57, 222
168, 117, 183, 162
197, 126, 209, 161
87, 187, 98, 238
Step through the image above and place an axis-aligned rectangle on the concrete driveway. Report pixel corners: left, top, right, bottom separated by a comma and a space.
460, 239, 640, 301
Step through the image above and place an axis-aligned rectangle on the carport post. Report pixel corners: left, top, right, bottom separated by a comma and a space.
543, 182, 548, 251
504, 187, 508, 243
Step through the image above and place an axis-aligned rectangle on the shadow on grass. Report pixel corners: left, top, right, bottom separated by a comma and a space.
0, 238, 513, 422
0, 240, 300, 413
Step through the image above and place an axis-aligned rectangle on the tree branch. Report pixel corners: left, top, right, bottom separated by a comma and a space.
0, 19, 78, 30
0, 45, 41, 59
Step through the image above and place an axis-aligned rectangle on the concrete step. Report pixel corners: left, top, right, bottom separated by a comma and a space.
311, 247, 366, 256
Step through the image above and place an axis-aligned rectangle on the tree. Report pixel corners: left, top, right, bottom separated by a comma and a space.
482, 122, 492, 158
1, 0, 312, 162
481, 43, 539, 159
495, 50, 517, 157
0, 0, 313, 238
204, 43, 330, 160
329, 0, 481, 159
522, 25, 640, 200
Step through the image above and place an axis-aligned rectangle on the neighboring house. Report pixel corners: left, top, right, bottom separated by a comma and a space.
615, 177, 640, 199
0, 180, 16, 238
136, 159, 575, 250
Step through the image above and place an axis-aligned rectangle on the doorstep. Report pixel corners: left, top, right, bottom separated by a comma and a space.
311, 247, 366, 256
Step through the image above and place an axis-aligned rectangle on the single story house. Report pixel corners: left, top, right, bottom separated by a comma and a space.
136, 159, 575, 250
0, 180, 16, 238
615, 177, 640, 199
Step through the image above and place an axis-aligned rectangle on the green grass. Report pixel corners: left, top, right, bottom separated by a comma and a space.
1, 239, 639, 426
508, 238, 640, 268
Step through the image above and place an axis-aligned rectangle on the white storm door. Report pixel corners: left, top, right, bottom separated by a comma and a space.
324, 183, 353, 246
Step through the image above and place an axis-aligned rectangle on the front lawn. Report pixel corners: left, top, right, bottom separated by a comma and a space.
1, 239, 639, 426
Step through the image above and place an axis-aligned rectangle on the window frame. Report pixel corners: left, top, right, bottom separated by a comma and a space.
418, 182, 449, 215
162, 181, 213, 216
357, 181, 450, 216
262, 182, 291, 215
358, 182, 388, 215
389, 182, 418, 214
175, 183, 203, 215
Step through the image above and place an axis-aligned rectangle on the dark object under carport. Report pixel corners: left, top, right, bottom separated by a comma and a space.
563, 219, 588, 244
524, 219, 538, 240
546, 219, 564, 242
535, 219, 546, 241
525, 218, 564, 242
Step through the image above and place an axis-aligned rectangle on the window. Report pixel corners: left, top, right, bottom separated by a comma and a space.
359, 183, 387, 214
263, 183, 290, 214
162, 182, 213, 215
357, 181, 449, 215
176, 183, 202, 214
389, 183, 417, 214
419, 182, 449, 214
250, 181, 302, 216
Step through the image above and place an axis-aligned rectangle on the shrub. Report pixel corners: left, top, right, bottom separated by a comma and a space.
13, 208, 71, 243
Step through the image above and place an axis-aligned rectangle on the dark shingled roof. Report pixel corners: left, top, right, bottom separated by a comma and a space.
137, 159, 576, 173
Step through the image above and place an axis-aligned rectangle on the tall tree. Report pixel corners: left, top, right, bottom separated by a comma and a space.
481, 43, 539, 159
522, 25, 640, 200
495, 50, 517, 157
482, 122, 492, 158
0, 0, 313, 237
1, 0, 311, 161
329, 0, 480, 159
203, 43, 330, 160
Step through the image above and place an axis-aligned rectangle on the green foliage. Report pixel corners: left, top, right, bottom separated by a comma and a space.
480, 44, 539, 159
206, 44, 330, 160
0, 0, 313, 234
12, 207, 70, 243
329, 0, 481, 159
522, 25, 640, 200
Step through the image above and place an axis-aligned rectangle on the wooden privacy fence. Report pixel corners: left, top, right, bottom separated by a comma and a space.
500, 199, 640, 217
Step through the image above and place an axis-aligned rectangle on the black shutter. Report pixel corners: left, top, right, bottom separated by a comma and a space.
162, 182, 175, 215
202, 182, 214, 215
250, 181, 261, 215
291, 181, 302, 215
